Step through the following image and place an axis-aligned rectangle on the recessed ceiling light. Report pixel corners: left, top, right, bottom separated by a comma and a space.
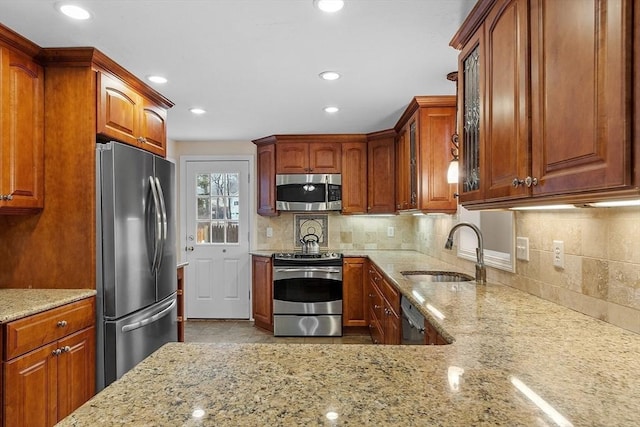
314, 0, 344, 13
58, 4, 91, 20
189, 108, 206, 115
319, 71, 341, 81
324, 106, 339, 113
147, 75, 168, 84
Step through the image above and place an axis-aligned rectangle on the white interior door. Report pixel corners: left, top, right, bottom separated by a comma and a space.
185, 160, 250, 319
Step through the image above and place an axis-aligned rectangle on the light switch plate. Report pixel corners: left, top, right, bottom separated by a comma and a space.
553, 240, 564, 268
387, 226, 395, 237
266, 227, 273, 238
516, 236, 529, 261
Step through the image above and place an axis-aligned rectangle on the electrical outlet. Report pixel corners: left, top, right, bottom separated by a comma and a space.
266, 227, 273, 238
387, 226, 395, 237
516, 237, 529, 261
553, 240, 564, 268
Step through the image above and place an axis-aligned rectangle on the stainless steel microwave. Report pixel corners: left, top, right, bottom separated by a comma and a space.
275, 174, 342, 211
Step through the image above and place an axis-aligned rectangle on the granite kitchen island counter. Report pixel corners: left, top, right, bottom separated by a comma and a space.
58, 251, 640, 426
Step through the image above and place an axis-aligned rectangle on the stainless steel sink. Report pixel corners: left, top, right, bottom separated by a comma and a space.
401, 270, 474, 282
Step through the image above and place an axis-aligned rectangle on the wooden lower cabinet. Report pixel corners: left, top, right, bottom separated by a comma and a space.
252, 255, 273, 331
2, 297, 96, 427
177, 265, 186, 342
342, 258, 368, 327
367, 264, 400, 345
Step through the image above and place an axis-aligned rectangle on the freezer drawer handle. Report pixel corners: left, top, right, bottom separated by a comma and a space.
121, 299, 177, 333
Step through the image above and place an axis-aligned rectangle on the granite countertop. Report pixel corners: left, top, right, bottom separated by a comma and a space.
60, 251, 640, 426
0, 288, 96, 323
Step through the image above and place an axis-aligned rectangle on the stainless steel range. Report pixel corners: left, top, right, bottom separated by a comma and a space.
272, 252, 343, 337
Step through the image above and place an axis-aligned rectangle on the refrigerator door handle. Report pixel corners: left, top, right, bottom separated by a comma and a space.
149, 176, 162, 274
154, 177, 168, 271
121, 298, 177, 333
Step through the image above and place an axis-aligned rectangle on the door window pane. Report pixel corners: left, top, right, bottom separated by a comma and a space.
194, 172, 242, 245
197, 198, 210, 220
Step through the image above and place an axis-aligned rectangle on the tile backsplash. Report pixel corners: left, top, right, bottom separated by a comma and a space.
255, 207, 640, 334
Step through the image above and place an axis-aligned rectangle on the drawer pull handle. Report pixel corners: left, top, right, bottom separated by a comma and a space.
57, 320, 68, 327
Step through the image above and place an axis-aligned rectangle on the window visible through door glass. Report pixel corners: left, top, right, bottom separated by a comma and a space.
196, 173, 240, 244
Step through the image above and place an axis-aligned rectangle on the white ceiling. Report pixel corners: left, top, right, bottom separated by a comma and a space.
0, 0, 475, 142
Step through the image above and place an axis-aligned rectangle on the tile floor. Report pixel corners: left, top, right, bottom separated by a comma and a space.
184, 320, 373, 345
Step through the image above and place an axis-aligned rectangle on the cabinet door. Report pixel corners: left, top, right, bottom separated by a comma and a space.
97, 72, 140, 146
139, 97, 167, 157
275, 142, 309, 174
57, 327, 95, 421
367, 136, 396, 213
257, 144, 278, 216
384, 304, 401, 345
342, 258, 368, 327
367, 280, 384, 345
483, 0, 530, 202
530, 0, 631, 195
395, 127, 409, 210
418, 106, 458, 212
308, 142, 341, 173
252, 255, 273, 331
0, 47, 44, 212
341, 142, 367, 214
4, 342, 58, 427
458, 30, 485, 203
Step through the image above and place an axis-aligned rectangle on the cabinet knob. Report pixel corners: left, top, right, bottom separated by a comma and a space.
525, 176, 538, 187
512, 178, 525, 188
57, 320, 68, 327
374, 304, 382, 309
52, 348, 62, 356
62, 346, 72, 353
185, 246, 194, 252
0, 194, 13, 201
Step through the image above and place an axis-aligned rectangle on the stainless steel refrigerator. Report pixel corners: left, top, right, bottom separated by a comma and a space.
96, 141, 177, 390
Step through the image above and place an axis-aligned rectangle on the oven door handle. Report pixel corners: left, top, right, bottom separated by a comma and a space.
274, 267, 342, 274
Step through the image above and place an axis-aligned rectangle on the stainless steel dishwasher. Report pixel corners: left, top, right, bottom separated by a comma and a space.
401, 296, 425, 345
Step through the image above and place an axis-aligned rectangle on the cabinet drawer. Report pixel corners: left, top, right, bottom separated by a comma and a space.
379, 277, 400, 312
4, 297, 95, 360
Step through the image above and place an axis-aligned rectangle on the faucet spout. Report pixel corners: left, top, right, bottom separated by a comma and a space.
444, 222, 486, 284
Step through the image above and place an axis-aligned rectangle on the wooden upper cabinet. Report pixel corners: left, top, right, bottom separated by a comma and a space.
139, 98, 168, 156
367, 130, 396, 214
530, 0, 632, 196
452, 0, 637, 208
256, 142, 278, 216
341, 141, 368, 214
309, 142, 341, 173
394, 97, 457, 213
97, 72, 168, 156
0, 45, 44, 214
482, 0, 530, 203
275, 140, 341, 174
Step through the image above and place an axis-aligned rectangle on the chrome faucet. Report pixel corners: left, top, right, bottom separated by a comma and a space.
444, 222, 486, 284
